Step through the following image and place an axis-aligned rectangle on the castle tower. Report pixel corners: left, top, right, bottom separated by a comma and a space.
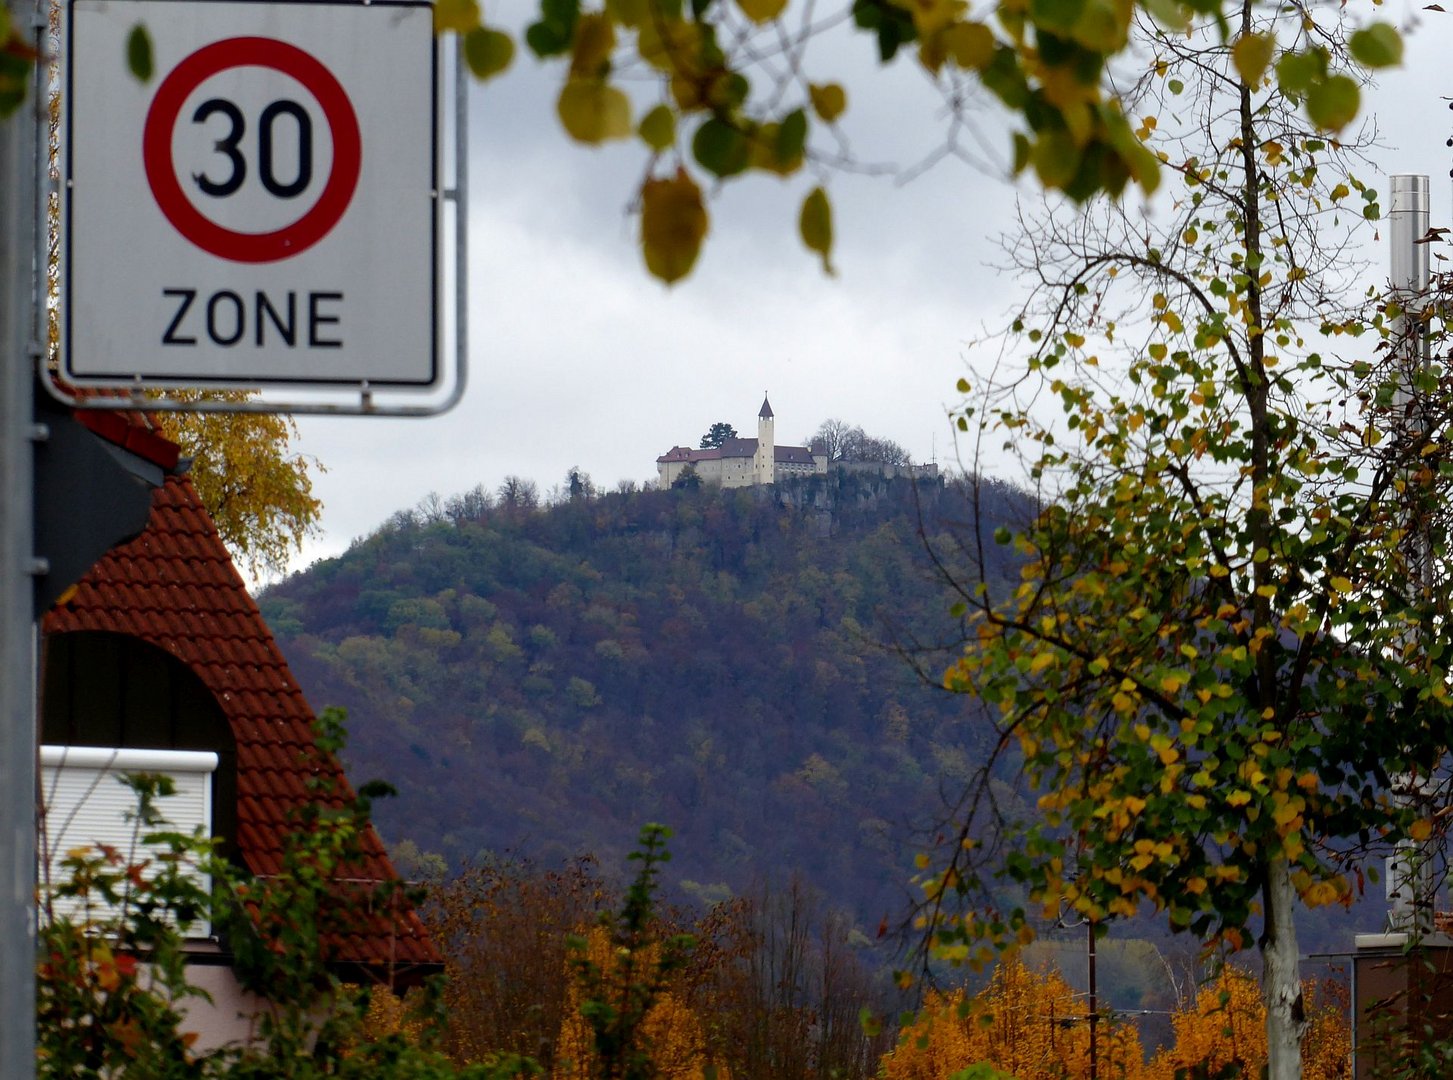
756, 393, 775, 485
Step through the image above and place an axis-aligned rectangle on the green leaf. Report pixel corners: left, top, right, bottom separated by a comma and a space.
526, 0, 579, 57
463, 27, 514, 79
526, 22, 568, 56
1031, 129, 1080, 190
126, 24, 153, 82
799, 186, 834, 275
981, 46, 1029, 108
1141, 0, 1190, 31
1030, 0, 1087, 36
1275, 48, 1324, 97
691, 117, 750, 178
776, 108, 808, 166
1305, 74, 1359, 132
638, 104, 676, 151
1349, 23, 1402, 69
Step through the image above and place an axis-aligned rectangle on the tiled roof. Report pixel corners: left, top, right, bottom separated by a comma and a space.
43, 472, 441, 974
759, 394, 773, 418
777, 445, 815, 464
718, 437, 757, 459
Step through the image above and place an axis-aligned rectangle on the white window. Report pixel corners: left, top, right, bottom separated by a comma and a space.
39, 745, 218, 935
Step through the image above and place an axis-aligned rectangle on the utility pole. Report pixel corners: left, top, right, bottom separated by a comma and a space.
0, 0, 39, 1071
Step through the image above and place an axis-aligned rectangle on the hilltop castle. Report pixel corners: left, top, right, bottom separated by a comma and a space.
656, 395, 826, 489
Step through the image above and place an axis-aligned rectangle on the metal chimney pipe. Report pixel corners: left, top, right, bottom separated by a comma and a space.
1390, 175, 1430, 371
1386, 174, 1436, 934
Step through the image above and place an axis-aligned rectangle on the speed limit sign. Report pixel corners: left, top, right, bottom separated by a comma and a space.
63, 0, 438, 390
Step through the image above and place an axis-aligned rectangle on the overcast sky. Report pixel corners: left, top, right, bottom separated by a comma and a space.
274, 1, 1453, 584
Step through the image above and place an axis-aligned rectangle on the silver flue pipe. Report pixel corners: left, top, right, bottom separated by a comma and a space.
1386, 174, 1436, 934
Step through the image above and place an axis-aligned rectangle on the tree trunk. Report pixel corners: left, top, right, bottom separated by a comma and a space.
1263, 856, 1306, 1080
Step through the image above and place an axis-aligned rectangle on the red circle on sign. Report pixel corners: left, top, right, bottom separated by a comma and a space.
143, 37, 362, 264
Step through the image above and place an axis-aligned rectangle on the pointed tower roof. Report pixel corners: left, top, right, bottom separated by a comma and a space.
759, 393, 774, 419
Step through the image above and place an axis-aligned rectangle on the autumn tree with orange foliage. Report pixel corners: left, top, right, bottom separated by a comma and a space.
1145, 967, 1348, 1080
882, 961, 1351, 1080
554, 925, 728, 1080
1147, 968, 1266, 1080
881, 960, 1145, 1080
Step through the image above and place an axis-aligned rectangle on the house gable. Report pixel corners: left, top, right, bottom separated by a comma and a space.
42, 472, 440, 975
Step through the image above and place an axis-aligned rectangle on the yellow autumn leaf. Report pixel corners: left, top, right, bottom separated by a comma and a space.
1227, 789, 1252, 807
809, 82, 847, 123
890, 0, 966, 36
433, 0, 480, 33
1232, 32, 1275, 87
569, 13, 616, 78
558, 78, 633, 144
1410, 818, 1433, 842
944, 20, 995, 70
640, 169, 709, 285
737, 0, 788, 22
606, 0, 647, 24
800, 186, 834, 275
638, 17, 703, 75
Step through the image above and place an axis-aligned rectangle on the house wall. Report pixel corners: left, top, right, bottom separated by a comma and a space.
1354, 935, 1453, 1078
178, 961, 274, 1052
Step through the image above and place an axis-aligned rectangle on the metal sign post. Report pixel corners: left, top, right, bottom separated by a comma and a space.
0, 0, 39, 1074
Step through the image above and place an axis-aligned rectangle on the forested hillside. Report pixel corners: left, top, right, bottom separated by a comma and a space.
260, 470, 1031, 925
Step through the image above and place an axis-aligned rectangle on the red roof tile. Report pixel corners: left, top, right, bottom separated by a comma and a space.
43, 472, 441, 974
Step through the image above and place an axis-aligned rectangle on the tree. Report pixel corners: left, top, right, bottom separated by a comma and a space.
381, 0, 1400, 282
427, 856, 611, 1069
809, 419, 855, 463
499, 475, 541, 513
20, 0, 1400, 283
880, 959, 1145, 1080
156, 403, 322, 579
670, 464, 702, 490
568, 467, 597, 502
810, 419, 911, 465
914, 6, 1453, 1079
844, 431, 910, 467
699, 423, 737, 450
555, 824, 708, 1080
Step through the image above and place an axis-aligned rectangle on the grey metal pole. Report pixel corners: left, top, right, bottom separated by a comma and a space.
0, 0, 39, 1072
